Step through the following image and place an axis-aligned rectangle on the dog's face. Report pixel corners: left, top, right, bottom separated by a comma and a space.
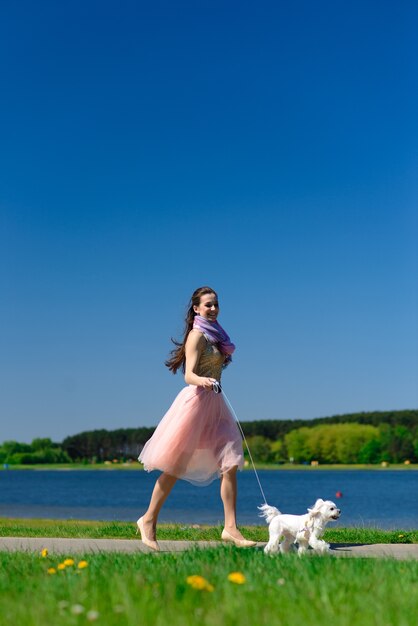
308, 499, 341, 522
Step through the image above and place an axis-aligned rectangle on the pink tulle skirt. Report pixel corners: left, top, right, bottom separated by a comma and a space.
139, 385, 244, 486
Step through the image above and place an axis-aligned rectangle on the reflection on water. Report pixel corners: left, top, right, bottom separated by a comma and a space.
0, 469, 417, 529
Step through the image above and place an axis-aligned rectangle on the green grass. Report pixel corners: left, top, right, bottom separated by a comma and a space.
1, 518, 417, 543
250, 463, 418, 471
0, 548, 417, 626
0, 463, 139, 470
1, 462, 417, 470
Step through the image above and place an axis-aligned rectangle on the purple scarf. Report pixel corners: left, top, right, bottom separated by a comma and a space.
193, 315, 236, 355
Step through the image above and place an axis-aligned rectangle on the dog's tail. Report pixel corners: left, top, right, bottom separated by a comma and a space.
258, 503, 281, 524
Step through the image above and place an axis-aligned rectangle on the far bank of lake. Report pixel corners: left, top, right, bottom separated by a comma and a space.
2, 463, 417, 471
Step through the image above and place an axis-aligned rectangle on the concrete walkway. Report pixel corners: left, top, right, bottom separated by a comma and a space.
1, 537, 418, 560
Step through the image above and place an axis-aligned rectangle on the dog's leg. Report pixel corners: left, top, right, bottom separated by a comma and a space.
264, 538, 280, 554
264, 542, 279, 554
264, 524, 282, 554
309, 535, 330, 554
296, 527, 310, 556
279, 535, 294, 554
297, 539, 309, 556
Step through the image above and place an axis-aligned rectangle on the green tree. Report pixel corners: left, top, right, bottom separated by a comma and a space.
285, 428, 312, 463
270, 439, 285, 463
31, 438, 53, 451
334, 424, 379, 464
285, 424, 380, 464
358, 439, 382, 463
243, 436, 273, 463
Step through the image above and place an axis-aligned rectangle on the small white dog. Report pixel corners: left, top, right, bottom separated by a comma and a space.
259, 499, 341, 556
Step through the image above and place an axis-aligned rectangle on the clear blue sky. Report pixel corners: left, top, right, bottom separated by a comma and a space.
1, 0, 417, 443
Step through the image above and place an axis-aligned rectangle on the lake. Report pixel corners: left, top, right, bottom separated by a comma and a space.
0, 469, 417, 529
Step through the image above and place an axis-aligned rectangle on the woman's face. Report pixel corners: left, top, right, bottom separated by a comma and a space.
194, 292, 219, 322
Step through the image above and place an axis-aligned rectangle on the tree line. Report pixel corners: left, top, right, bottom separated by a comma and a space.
0, 438, 71, 465
1, 409, 417, 465
241, 410, 418, 464
248, 423, 417, 464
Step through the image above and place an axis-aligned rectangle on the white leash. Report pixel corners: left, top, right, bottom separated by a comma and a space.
213, 381, 268, 505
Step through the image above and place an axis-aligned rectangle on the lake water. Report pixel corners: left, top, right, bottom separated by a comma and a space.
0, 469, 417, 529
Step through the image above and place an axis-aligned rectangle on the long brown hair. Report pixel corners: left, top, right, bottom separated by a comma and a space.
165, 286, 217, 374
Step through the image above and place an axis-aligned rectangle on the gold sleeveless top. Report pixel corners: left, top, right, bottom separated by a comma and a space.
195, 339, 225, 381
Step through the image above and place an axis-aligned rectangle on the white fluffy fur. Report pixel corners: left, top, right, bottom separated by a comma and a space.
259, 499, 341, 556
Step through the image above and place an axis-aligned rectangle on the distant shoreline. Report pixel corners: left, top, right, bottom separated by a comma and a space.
1, 463, 417, 471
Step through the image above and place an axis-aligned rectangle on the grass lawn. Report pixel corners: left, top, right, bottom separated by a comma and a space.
1, 462, 417, 470
0, 518, 417, 544
1, 547, 417, 626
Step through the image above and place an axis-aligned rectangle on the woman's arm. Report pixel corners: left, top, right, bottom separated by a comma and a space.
184, 330, 217, 389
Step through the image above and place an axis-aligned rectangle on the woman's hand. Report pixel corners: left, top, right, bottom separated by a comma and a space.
199, 377, 217, 391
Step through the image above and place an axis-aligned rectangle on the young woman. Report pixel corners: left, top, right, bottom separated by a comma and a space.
137, 286, 256, 550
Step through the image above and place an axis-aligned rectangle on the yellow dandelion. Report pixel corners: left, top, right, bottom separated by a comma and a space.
186, 575, 214, 591
78, 560, 88, 569
57, 563, 66, 570
41, 548, 49, 558
47, 567, 57, 575
398, 534, 405, 538
186, 575, 207, 589
63, 558, 75, 566
227, 572, 246, 585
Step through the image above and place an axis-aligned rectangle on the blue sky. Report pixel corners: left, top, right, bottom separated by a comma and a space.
1, 0, 417, 443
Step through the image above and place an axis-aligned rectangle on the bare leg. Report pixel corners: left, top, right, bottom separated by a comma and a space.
141, 472, 177, 540
220, 466, 247, 540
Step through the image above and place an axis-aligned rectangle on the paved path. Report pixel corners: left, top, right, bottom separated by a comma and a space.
1, 537, 418, 560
